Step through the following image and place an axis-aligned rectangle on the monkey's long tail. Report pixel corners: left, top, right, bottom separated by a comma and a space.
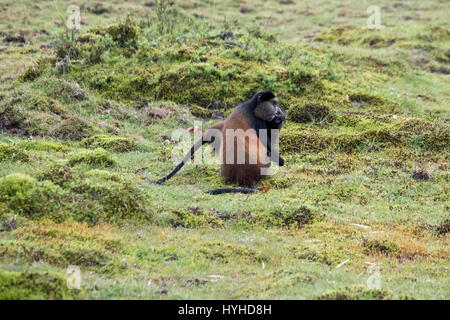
155, 138, 207, 185
207, 187, 257, 195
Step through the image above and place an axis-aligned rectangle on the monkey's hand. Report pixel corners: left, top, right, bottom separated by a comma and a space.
278, 156, 285, 166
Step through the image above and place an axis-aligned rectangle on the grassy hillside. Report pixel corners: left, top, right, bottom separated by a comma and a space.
0, 0, 448, 299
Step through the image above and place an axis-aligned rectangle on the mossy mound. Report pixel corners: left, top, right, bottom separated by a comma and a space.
38, 77, 89, 101
0, 102, 59, 137
348, 92, 400, 114
29, 96, 67, 115
68, 169, 151, 223
289, 102, 335, 123
51, 116, 102, 141
0, 173, 63, 219
82, 135, 137, 153
0, 270, 83, 299
314, 25, 398, 49
38, 162, 75, 187
92, 17, 138, 48
198, 241, 269, 264
280, 118, 449, 154
1, 169, 151, 224
190, 105, 217, 119
362, 238, 401, 256
0, 143, 29, 162
266, 206, 320, 228
280, 127, 363, 154
68, 148, 116, 167
18, 140, 64, 152
0, 174, 37, 215
169, 207, 224, 228
313, 286, 392, 300
19, 57, 55, 82
56, 20, 341, 111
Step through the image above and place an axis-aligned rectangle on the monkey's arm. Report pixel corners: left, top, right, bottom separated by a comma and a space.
266, 133, 285, 166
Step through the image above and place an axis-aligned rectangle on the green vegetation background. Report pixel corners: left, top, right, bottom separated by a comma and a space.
0, 0, 448, 299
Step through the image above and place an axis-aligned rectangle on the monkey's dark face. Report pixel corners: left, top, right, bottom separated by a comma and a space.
270, 105, 286, 129
254, 96, 281, 122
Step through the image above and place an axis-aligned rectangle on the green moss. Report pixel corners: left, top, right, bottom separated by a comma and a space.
280, 127, 364, 154
0, 98, 60, 137
294, 245, 350, 266
82, 135, 137, 152
0, 173, 65, 220
280, 118, 449, 154
0, 143, 29, 162
29, 96, 67, 115
95, 17, 138, 48
198, 241, 268, 263
266, 206, 319, 228
348, 92, 400, 114
0, 174, 37, 215
289, 102, 335, 123
18, 140, 64, 152
39, 162, 74, 187
314, 25, 362, 45
39, 78, 89, 101
362, 35, 395, 48
0, 270, 83, 299
398, 118, 449, 151
51, 116, 102, 141
65, 25, 329, 109
169, 207, 224, 228
18, 58, 53, 82
190, 105, 216, 119
363, 238, 400, 256
313, 286, 392, 300
68, 170, 151, 223
68, 148, 116, 167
